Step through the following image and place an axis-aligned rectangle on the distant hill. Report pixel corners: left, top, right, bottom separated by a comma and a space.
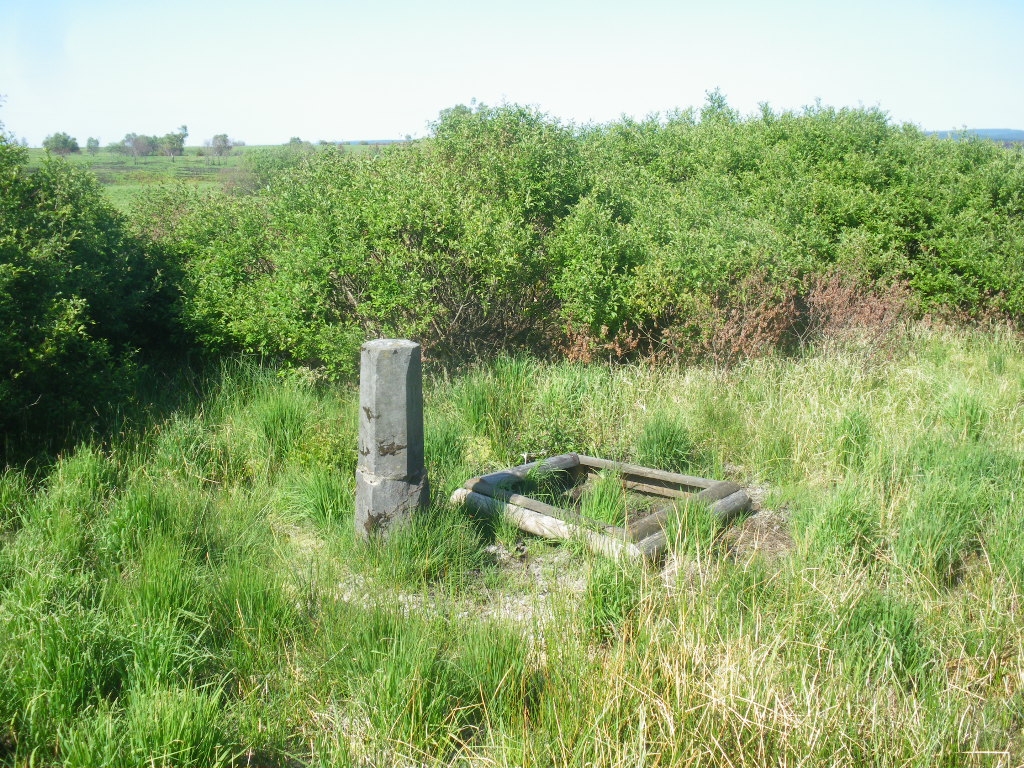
928, 128, 1024, 143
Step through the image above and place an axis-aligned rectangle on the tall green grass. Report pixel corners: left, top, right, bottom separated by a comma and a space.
580, 470, 628, 527
1, 327, 1023, 764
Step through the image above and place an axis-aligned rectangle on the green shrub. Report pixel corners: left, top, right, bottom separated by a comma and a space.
138, 105, 586, 377
0, 126, 180, 452
135, 99, 1024, 374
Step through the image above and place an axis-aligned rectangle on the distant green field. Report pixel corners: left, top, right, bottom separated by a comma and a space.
26, 142, 393, 210
25, 147, 249, 210
25, 146, 251, 174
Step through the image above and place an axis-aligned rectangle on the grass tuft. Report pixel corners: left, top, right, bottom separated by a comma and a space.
356, 505, 488, 590
635, 411, 694, 473
832, 407, 872, 470
942, 389, 989, 442
832, 590, 931, 688
582, 557, 645, 642
0, 468, 30, 534
580, 470, 627, 527
122, 683, 232, 767
894, 476, 981, 587
666, 497, 721, 558
793, 480, 883, 567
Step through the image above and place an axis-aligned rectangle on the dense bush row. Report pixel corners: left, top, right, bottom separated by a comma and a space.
137, 96, 1024, 376
4, 98, 1023, 427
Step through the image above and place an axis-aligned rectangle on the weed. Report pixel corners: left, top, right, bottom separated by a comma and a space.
894, 476, 981, 587
832, 407, 872, 470
355, 505, 487, 590
424, 415, 469, 497
792, 480, 882, 567
456, 357, 537, 462
0, 468, 30, 534
122, 683, 232, 767
710, 557, 782, 636
249, 383, 316, 465
286, 467, 353, 528
943, 389, 990, 442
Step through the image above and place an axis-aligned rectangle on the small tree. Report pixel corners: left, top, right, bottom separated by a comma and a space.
123, 133, 158, 162
158, 125, 188, 160
210, 134, 233, 157
42, 132, 79, 156
86, 137, 100, 155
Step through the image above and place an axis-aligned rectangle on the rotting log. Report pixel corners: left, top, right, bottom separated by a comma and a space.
472, 453, 580, 490
627, 480, 742, 541
634, 489, 752, 560
577, 455, 714, 492
463, 479, 630, 541
618, 479, 692, 499
451, 488, 644, 561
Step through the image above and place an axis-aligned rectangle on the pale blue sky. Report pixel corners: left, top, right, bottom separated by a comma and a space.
1, 0, 1022, 147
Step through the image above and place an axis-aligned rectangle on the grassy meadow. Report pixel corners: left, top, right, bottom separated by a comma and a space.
1, 325, 1022, 766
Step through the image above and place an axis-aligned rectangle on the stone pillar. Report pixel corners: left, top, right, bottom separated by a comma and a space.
355, 339, 429, 539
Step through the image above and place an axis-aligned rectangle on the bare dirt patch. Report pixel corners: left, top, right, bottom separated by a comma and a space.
720, 509, 794, 561
718, 474, 795, 562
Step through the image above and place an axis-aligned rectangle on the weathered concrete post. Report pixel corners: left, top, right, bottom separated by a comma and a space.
355, 339, 429, 539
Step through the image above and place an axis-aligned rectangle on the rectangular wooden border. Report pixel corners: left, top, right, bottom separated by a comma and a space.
451, 453, 751, 562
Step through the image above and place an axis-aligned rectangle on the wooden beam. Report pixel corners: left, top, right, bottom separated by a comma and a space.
618, 479, 692, 499
633, 489, 752, 560
472, 453, 580, 490
463, 477, 629, 541
626, 481, 742, 541
451, 488, 644, 561
577, 455, 714, 492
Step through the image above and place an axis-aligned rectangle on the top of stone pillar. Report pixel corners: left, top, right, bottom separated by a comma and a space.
358, 339, 425, 480
363, 339, 419, 352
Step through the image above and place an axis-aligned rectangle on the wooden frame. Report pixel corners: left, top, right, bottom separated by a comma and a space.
450, 453, 751, 562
